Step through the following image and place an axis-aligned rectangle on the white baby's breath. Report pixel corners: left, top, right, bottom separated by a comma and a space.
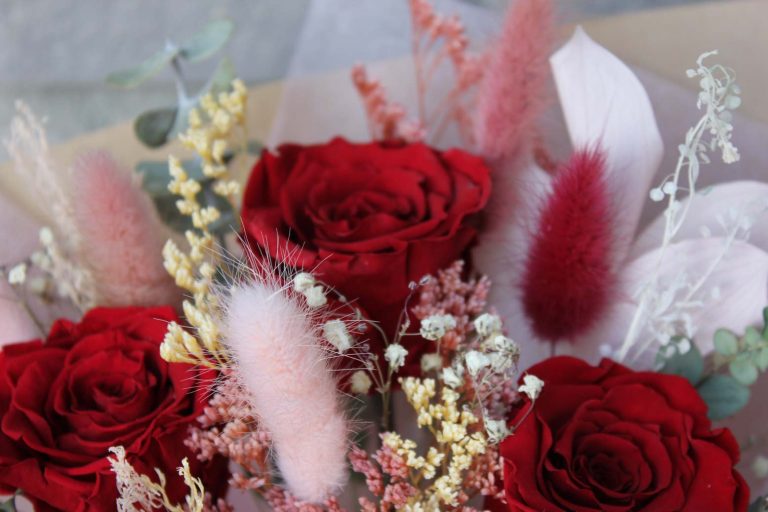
473, 313, 502, 337
8, 263, 27, 285
518, 374, 544, 401
419, 314, 457, 341
303, 285, 327, 308
350, 370, 373, 394
385, 343, 408, 370
323, 319, 353, 353
420, 352, 443, 373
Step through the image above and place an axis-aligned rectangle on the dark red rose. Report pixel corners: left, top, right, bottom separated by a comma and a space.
0, 307, 227, 511
499, 357, 749, 512
241, 137, 491, 344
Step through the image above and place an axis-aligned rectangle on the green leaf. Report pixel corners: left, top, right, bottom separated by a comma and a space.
713, 329, 739, 356
659, 343, 703, 386
730, 357, 759, 386
756, 347, 768, 371
697, 374, 750, 420
134, 108, 177, 148
180, 20, 234, 63
209, 57, 237, 96
762, 307, 768, 337
106, 46, 177, 88
744, 326, 763, 348
0, 492, 18, 512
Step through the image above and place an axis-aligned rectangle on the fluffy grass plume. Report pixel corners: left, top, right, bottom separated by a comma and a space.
70, 152, 179, 307
522, 148, 616, 341
225, 275, 348, 503
474, 0, 554, 162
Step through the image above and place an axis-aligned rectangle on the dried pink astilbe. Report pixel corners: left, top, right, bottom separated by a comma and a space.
412, 260, 490, 356
350, 440, 418, 511
352, 65, 424, 143
463, 444, 506, 503
185, 375, 272, 485
225, 278, 349, 503
474, 0, 554, 162
70, 152, 179, 307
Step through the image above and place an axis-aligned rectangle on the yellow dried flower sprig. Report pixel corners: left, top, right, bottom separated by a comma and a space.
160, 80, 248, 369
393, 377, 489, 509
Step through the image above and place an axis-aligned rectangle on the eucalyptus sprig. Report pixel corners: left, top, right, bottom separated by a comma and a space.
657, 308, 768, 421
106, 19, 235, 148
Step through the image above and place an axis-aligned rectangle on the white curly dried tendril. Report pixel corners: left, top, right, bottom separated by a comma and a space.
618, 51, 744, 362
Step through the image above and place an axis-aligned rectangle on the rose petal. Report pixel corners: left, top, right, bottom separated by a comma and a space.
550, 27, 663, 264
631, 180, 768, 258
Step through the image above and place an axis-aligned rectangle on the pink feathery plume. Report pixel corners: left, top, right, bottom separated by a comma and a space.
522, 148, 616, 341
70, 152, 179, 308
226, 279, 348, 503
474, 0, 554, 162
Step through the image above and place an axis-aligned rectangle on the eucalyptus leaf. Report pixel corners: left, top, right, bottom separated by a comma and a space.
106, 46, 177, 88
762, 307, 768, 337
756, 347, 768, 372
134, 108, 177, 148
744, 326, 763, 348
209, 57, 236, 96
697, 374, 750, 420
730, 357, 759, 386
0, 493, 17, 512
180, 20, 234, 63
659, 343, 703, 386
713, 329, 739, 356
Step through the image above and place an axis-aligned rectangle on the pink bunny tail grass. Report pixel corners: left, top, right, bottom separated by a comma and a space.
225, 280, 349, 503
522, 148, 616, 341
474, 0, 554, 162
70, 152, 179, 308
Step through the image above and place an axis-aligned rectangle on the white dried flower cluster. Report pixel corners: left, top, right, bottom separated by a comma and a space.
474, 313, 502, 337
108, 446, 207, 512
350, 370, 373, 394
419, 314, 457, 340
7, 263, 26, 285
420, 352, 443, 373
385, 343, 408, 370
32, 227, 95, 309
323, 319, 353, 353
619, 53, 745, 360
292, 272, 327, 308
518, 374, 544, 401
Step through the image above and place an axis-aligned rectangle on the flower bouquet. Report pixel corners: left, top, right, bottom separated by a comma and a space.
1, 1, 768, 511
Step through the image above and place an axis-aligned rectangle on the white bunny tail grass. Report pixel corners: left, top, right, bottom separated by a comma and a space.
225, 273, 349, 502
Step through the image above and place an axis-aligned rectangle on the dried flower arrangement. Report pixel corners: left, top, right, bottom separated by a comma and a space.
1, 1, 768, 511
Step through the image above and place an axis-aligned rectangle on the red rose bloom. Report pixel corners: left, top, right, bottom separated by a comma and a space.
241, 137, 491, 340
500, 357, 749, 512
0, 307, 226, 511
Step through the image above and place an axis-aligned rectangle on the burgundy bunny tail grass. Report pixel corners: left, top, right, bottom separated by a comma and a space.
474, 0, 554, 162
522, 148, 616, 341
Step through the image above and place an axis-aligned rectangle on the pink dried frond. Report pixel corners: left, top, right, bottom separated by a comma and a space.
351, 64, 424, 143
349, 446, 384, 497
70, 152, 179, 307
225, 277, 349, 503
474, 0, 554, 161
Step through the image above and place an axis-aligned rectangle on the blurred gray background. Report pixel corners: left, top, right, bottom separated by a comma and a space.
0, 0, 717, 144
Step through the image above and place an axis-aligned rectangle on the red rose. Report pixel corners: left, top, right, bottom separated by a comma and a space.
0, 307, 226, 511
241, 137, 491, 339
499, 357, 749, 512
